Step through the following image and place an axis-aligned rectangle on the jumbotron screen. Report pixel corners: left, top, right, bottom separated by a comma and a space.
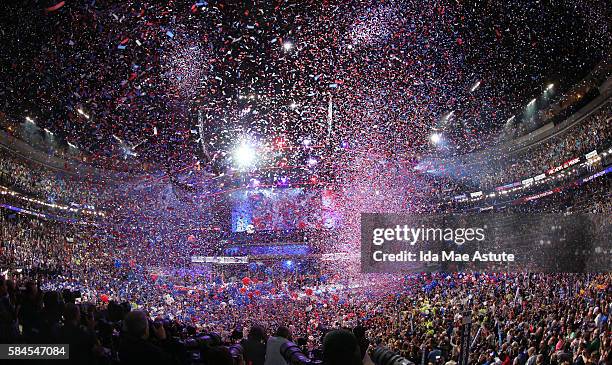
231, 188, 338, 232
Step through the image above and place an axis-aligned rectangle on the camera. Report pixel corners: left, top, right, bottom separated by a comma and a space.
228, 343, 243, 360
370, 346, 415, 365
280, 341, 323, 365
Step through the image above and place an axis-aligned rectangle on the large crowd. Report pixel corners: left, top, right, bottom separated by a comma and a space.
0, 85, 612, 365
424, 102, 612, 190
0, 1, 611, 364
0, 160, 609, 364
0, 147, 109, 209
484, 103, 611, 187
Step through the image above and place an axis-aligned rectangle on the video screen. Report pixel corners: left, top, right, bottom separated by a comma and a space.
231, 188, 338, 232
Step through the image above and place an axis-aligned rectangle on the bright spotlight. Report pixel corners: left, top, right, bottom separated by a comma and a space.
233, 142, 256, 169
283, 41, 293, 51
527, 98, 536, 106
307, 157, 317, 166
25, 116, 35, 124
289, 101, 297, 109
546, 83, 554, 91
430, 133, 441, 144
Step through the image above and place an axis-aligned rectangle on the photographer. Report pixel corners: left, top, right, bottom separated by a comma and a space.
118, 310, 177, 365
322, 329, 363, 365
266, 326, 292, 365
242, 324, 267, 365
0, 276, 18, 343
207, 345, 243, 365
57, 303, 98, 364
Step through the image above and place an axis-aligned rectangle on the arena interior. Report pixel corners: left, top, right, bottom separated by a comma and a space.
0, 1, 611, 365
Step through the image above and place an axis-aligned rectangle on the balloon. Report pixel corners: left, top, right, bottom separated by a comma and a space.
242, 277, 252, 286
187, 235, 196, 242
239, 287, 247, 294
151, 274, 159, 281
100, 294, 109, 303
305, 288, 313, 296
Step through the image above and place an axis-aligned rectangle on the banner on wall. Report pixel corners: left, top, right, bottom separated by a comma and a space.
191, 256, 249, 264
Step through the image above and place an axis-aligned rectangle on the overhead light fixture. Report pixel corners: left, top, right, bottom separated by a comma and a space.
77, 108, 90, 119
470, 80, 481, 92
233, 141, 256, 169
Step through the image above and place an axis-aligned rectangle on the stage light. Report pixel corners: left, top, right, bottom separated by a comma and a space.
289, 101, 297, 109
307, 157, 317, 166
546, 83, 554, 91
44, 128, 54, 135
77, 108, 90, 119
470, 80, 481, 92
430, 133, 441, 144
302, 138, 311, 146
283, 41, 293, 51
25, 116, 35, 124
233, 142, 256, 169
527, 98, 536, 106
